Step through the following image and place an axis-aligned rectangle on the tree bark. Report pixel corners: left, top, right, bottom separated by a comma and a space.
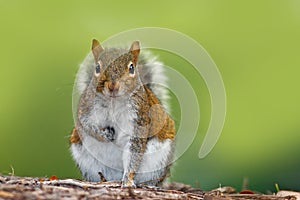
0, 175, 296, 200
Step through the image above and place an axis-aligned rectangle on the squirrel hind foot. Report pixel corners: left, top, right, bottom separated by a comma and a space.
98, 172, 107, 182
70, 128, 81, 144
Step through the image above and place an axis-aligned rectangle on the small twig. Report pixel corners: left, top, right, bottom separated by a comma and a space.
9, 165, 15, 176
275, 183, 280, 193
42, 178, 121, 189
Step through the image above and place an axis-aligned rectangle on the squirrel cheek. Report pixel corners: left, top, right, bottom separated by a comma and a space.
96, 84, 103, 93
125, 79, 134, 89
103, 82, 110, 93
96, 81, 104, 93
124, 80, 137, 93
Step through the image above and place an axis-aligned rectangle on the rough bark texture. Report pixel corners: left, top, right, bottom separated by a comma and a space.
0, 175, 297, 200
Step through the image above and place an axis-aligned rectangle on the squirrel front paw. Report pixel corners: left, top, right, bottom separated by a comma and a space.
100, 126, 115, 142
89, 125, 115, 142
121, 172, 136, 188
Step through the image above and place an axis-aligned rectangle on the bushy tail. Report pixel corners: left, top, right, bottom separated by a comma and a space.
138, 51, 170, 113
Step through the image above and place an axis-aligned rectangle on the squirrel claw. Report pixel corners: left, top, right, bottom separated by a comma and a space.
121, 181, 136, 188
121, 172, 136, 188
100, 126, 115, 142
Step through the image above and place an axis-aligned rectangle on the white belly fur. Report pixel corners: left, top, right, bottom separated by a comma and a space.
71, 136, 173, 184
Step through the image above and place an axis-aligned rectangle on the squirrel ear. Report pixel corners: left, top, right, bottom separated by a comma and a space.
129, 41, 140, 65
91, 39, 104, 62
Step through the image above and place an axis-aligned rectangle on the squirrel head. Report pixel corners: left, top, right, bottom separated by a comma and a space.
91, 39, 141, 98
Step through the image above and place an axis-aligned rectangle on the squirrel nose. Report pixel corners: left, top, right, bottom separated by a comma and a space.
108, 82, 119, 93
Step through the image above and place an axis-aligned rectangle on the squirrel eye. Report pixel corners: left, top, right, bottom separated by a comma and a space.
95, 63, 101, 76
128, 63, 135, 75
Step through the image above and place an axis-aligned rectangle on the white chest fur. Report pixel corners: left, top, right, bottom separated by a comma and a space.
85, 97, 135, 163
91, 97, 135, 146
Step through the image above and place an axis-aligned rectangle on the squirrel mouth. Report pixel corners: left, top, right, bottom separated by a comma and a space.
107, 90, 121, 98
109, 94, 119, 98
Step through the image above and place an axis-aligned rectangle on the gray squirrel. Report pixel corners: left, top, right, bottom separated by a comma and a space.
70, 39, 176, 187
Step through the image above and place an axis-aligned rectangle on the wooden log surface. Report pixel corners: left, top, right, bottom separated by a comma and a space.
0, 175, 297, 200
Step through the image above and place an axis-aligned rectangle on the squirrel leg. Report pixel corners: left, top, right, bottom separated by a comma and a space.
122, 136, 147, 188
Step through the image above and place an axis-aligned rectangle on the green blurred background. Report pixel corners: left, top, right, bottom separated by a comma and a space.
1, 0, 300, 192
